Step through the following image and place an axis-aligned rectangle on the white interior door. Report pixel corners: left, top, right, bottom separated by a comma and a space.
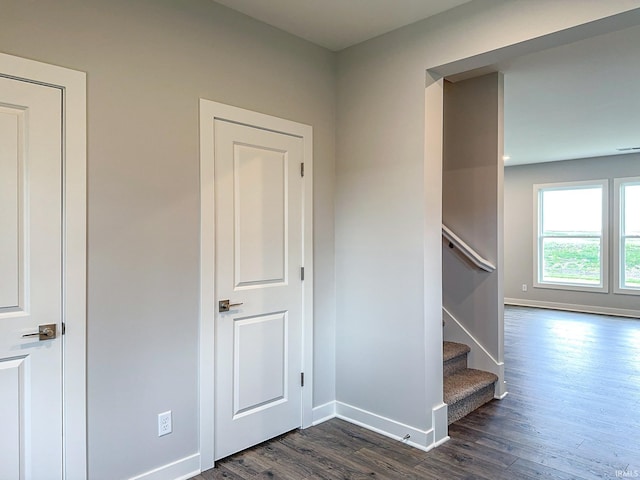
0, 76, 63, 479
214, 119, 304, 460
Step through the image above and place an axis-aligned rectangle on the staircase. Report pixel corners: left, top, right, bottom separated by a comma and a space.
443, 341, 498, 424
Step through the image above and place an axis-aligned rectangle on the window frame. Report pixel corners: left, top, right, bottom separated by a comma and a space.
533, 179, 609, 293
614, 176, 640, 295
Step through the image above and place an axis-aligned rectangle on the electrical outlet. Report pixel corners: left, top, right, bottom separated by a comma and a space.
158, 411, 172, 437
522, 284, 528, 292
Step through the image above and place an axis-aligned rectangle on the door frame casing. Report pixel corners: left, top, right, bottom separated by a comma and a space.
0, 52, 87, 478
199, 100, 314, 470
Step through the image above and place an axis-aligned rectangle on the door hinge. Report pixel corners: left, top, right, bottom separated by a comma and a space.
301, 372, 305, 387
300, 162, 304, 177
301, 267, 305, 281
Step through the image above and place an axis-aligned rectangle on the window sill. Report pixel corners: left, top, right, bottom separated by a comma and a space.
533, 281, 608, 294
613, 286, 640, 296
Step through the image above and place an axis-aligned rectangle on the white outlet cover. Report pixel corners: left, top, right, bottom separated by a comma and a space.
158, 411, 172, 437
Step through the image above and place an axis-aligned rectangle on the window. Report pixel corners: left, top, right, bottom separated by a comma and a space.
534, 180, 608, 292
614, 177, 640, 294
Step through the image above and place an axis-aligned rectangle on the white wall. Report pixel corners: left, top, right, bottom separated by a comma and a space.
335, 0, 640, 445
0, 1, 336, 478
505, 154, 640, 316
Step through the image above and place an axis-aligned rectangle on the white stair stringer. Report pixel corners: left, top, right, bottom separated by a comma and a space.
442, 307, 508, 399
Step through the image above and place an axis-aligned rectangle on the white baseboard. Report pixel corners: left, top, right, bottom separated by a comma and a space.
505, 298, 640, 319
335, 401, 442, 453
442, 307, 508, 399
128, 453, 200, 480
315, 400, 450, 453
312, 401, 337, 425
431, 402, 449, 447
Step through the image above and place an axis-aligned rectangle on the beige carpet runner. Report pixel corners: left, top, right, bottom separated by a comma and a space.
443, 341, 498, 424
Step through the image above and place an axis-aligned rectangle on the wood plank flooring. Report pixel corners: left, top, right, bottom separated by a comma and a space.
194, 306, 640, 479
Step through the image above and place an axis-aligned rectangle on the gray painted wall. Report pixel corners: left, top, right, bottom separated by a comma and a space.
505, 154, 640, 315
443, 73, 504, 360
3, 0, 640, 477
335, 0, 640, 437
1, 1, 335, 478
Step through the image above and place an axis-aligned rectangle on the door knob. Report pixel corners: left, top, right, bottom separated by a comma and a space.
219, 300, 243, 312
22, 323, 57, 341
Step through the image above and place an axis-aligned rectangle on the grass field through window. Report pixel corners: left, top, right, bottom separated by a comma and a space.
623, 238, 640, 287
543, 238, 640, 286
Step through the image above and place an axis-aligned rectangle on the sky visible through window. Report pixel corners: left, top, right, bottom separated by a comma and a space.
624, 184, 640, 235
543, 187, 602, 235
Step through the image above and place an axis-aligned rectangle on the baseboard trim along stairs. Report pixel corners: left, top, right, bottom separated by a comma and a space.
443, 341, 497, 424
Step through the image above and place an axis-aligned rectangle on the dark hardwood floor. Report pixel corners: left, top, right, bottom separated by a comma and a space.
194, 306, 640, 479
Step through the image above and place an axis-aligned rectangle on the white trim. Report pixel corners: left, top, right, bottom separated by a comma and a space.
0, 52, 87, 479
305, 400, 452, 449
532, 180, 609, 293
312, 401, 336, 425
199, 100, 313, 470
431, 402, 449, 447
614, 177, 640, 296
128, 454, 200, 480
432, 435, 450, 449
335, 402, 439, 453
495, 391, 509, 400
442, 307, 508, 398
505, 298, 640, 319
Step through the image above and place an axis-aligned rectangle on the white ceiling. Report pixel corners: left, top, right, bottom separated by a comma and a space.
215, 0, 640, 167
214, 0, 471, 51
503, 23, 640, 166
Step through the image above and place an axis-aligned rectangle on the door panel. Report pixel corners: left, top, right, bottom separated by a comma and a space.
0, 108, 20, 308
233, 312, 287, 415
0, 358, 26, 479
214, 120, 303, 460
0, 76, 63, 480
234, 144, 287, 287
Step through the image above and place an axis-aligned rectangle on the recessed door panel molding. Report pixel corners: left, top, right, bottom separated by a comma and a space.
233, 312, 288, 417
234, 143, 288, 288
0, 106, 24, 310
0, 357, 27, 480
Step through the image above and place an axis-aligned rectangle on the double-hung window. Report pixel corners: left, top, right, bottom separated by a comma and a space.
614, 177, 640, 294
534, 180, 608, 292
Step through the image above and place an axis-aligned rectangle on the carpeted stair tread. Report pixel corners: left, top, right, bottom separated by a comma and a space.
443, 341, 470, 363
443, 368, 498, 405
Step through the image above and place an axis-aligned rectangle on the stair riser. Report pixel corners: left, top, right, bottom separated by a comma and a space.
447, 382, 495, 425
443, 354, 468, 377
